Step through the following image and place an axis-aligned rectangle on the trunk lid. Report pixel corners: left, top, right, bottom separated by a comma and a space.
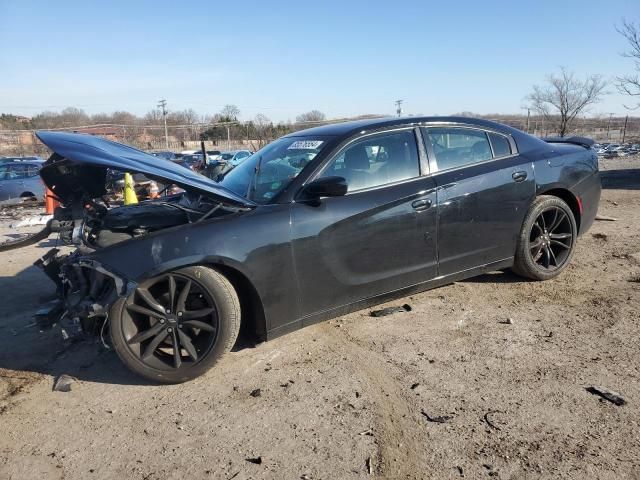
36, 131, 256, 207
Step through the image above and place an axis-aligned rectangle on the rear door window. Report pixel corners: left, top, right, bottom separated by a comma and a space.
423, 127, 493, 171
488, 132, 512, 158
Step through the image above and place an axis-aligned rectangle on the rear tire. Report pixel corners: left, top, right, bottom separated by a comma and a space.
512, 195, 577, 281
110, 265, 240, 383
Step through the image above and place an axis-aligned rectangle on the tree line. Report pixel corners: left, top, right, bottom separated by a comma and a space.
0, 105, 327, 131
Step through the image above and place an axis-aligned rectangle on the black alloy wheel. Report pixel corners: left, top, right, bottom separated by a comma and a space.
123, 273, 218, 370
528, 206, 574, 271
110, 266, 241, 383
513, 195, 577, 280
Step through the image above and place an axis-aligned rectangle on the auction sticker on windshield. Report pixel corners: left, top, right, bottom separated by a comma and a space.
288, 140, 323, 150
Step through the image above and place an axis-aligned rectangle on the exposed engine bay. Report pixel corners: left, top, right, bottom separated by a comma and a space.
53, 192, 230, 248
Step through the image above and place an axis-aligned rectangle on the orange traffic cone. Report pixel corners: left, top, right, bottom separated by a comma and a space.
45, 186, 60, 215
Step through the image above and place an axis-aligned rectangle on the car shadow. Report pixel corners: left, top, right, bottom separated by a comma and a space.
461, 269, 529, 284
601, 168, 640, 190
0, 262, 260, 387
0, 264, 155, 386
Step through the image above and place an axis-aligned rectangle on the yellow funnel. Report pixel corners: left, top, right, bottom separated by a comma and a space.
123, 172, 138, 205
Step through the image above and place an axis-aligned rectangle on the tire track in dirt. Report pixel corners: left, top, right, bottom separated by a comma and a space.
319, 323, 427, 478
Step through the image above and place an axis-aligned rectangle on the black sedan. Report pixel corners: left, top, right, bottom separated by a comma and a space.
34, 116, 600, 382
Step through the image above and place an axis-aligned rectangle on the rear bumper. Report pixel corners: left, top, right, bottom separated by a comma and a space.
573, 171, 601, 236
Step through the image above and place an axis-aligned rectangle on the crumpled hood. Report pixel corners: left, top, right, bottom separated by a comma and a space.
36, 131, 255, 207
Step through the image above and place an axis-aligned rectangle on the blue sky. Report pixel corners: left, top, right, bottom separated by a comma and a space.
0, 0, 638, 121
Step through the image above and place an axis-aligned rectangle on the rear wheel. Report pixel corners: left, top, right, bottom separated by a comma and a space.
110, 266, 240, 383
512, 195, 577, 280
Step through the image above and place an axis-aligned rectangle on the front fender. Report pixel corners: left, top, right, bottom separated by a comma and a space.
84, 204, 299, 333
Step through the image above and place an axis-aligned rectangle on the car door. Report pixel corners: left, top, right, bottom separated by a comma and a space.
291, 128, 438, 320
422, 126, 535, 276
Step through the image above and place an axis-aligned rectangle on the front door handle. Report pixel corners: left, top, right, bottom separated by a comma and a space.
512, 171, 527, 183
411, 198, 432, 211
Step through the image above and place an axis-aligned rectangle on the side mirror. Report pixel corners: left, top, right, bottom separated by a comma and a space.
300, 176, 348, 199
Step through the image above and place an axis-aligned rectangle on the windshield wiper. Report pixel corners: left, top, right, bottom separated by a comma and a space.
246, 154, 264, 200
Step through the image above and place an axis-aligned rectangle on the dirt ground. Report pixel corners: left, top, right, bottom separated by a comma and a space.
0, 157, 638, 480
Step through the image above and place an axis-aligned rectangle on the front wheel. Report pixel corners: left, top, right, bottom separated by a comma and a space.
110, 266, 240, 383
512, 195, 577, 281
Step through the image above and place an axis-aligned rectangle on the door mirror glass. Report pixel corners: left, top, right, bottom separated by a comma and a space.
300, 176, 348, 199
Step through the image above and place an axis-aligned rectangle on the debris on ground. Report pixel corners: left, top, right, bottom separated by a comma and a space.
595, 214, 618, 221
421, 409, 453, 423
245, 456, 262, 465
10, 214, 52, 228
249, 388, 262, 397
499, 318, 514, 325
410, 382, 420, 390
52, 374, 75, 392
586, 386, 626, 406
483, 411, 502, 431
370, 304, 412, 317
592, 232, 609, 240
366, 456, 372, 474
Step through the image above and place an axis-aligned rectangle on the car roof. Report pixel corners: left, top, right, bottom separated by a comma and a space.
285, 116, 526, 138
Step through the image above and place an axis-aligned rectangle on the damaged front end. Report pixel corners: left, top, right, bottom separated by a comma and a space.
31, 130, 255, 341
35, 248, 135, 339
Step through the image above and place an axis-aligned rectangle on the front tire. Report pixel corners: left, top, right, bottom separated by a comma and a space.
110, 266, 240, 383
512, 195, 577, 281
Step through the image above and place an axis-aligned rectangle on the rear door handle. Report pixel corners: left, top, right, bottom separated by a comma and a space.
411, 198, 432, 211
512, 171, 527, 182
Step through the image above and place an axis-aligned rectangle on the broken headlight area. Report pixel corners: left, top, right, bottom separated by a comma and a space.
34, 249, 134, 341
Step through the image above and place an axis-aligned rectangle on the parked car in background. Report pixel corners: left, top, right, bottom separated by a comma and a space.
33, 116, 600, 382
0, 155, 45, 163
150, 151, 178, 161
176, 154, 205, 171
219, 150, 252, 167
206, 150, 222, 161
0, 160, 45, 203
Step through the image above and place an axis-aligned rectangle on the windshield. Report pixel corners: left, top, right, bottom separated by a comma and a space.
218, 136, 332, 203
221, 153, 234, 160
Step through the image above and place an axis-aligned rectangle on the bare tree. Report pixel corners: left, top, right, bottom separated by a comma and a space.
526, 68, 607, 137
219, 104, 240, 122
295, 110, 326, 123
253, 113, 272, 149
59, 107, 90, 127
144, 109, 163, 124
616, 19, 640, 109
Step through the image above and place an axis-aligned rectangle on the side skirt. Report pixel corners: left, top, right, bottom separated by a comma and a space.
265, 257, 514, 341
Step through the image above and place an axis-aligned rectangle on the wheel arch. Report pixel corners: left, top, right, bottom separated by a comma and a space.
537, 188, 581, 231
205, 263, 267, 344
130, 256, 269, 344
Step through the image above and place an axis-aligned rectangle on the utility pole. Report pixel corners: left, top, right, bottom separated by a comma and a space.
394, 99, 403, 117
526, 108, 530, 133
226, 124, 230, 150
158, 99, 169, 149
622, 115, 629, 143
606, 113, 614, 140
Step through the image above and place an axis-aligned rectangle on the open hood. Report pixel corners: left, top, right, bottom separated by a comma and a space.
36, 131, 255, 207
